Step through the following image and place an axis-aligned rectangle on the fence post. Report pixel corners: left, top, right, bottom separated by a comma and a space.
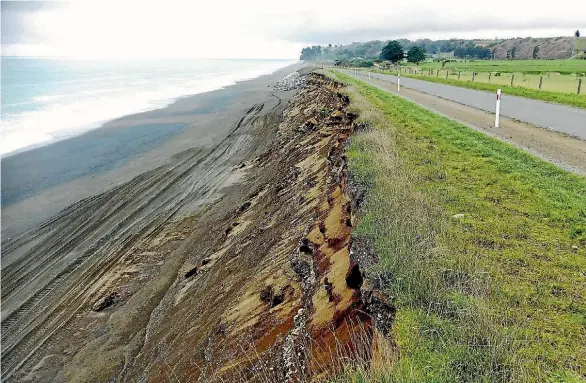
579, 78, 582, 95
489, 73, 492, 82
458, 71, 461, 80
436, 70, 439, 77
510, 74, 515, 87
539, 76, 543, 89
495, 89, 502, 128
445, 70, 448, 79
398, 72, 401, 92
472, 72, 475, 81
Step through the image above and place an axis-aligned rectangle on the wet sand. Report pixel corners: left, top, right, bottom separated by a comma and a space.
1, 63, 303, 240
0, 62, 306, 379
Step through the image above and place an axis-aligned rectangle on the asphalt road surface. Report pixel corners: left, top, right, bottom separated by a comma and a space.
342, 69, 586, 140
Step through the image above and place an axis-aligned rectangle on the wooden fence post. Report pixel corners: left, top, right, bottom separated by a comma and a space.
472, 72, 475, 81
539, 76, 543, 89
579, 78, 582, 95
436, 70, 439, 77
458, 71, 461, 80
445, 70, 448, 79
510, 74, 515, 87
489, 73, 492, 82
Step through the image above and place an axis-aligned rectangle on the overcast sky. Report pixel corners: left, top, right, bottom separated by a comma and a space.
2, 0, 585, 59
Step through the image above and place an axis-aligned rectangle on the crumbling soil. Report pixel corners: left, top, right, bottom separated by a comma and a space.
3, 73, 394, 383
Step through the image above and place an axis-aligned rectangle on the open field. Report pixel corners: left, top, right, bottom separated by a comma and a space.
403, 70, 585, 107
326, 70, 586, 382
410, 69, 583, 94
357, 67, 586, 108
414, 59, 586, 75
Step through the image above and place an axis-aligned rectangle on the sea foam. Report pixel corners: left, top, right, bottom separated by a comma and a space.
1, 59, 295, 157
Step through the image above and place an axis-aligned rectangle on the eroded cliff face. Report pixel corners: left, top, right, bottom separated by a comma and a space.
12, 74, 393, 383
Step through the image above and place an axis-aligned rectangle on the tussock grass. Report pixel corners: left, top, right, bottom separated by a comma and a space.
184, 317, 392, 383
325, 70, 586, 383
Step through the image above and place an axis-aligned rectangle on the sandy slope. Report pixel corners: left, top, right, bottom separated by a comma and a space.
2, 72, 393, 382
1, 65, 298, 380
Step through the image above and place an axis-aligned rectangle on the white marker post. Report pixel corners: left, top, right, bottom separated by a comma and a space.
368, 72, 371, 80
495, 89, 502, 128
354, 68, 357, 76
397, 72, 401, 91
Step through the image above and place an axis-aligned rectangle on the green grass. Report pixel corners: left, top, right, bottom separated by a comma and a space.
361, 68, 586, 109
325, 70, 586, 382
414, 60, 586, 75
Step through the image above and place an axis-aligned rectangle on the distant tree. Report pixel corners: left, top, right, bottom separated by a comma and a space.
576, 30, 581, 38
300, 45, 323, 61
491, 48, 497, 60
532, 45, 540, 59
407, 46, 426, 63
511, 46, 517, 59
328, 43, 332, 48
454, 46, 492, 59
380, 40, 404, 63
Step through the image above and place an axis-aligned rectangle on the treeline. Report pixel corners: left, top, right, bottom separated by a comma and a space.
453, 46, 492, 59
299, 46, 325, 61
300, 39, 494, 61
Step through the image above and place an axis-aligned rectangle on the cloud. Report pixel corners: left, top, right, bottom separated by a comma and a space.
1, 1, 67, 44
2, 1, 305, 58
278, 18, 585, 45
251, 0, 585, 44
2, 0, 584, 58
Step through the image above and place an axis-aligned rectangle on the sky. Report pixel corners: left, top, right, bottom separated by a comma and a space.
2, 0, 585, 59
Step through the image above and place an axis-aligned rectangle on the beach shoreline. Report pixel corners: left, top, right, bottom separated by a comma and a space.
1, 62, 303, 240
1, 58, 297, 158
1, 62, 310, 380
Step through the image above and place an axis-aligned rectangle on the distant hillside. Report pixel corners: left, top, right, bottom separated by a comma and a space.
489, 37, 574, 59
301, 36, 578, 61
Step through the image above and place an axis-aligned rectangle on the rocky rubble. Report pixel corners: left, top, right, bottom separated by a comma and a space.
274, 72, 306, 91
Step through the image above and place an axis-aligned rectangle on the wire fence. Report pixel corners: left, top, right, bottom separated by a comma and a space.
392, 67, 583, 95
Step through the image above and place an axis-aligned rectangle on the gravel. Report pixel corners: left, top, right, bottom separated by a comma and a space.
274, 72, 307, 91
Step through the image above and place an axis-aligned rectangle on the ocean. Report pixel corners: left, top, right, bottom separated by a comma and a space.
1, 58, 296, 157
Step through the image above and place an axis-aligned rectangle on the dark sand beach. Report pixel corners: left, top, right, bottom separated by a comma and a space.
1, 62, 307, 379
1, 63, 303, 240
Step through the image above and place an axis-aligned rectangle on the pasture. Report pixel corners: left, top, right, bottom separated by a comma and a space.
415, 59, 586, 75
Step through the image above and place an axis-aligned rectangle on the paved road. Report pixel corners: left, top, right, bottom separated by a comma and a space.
341, 69, 586, 140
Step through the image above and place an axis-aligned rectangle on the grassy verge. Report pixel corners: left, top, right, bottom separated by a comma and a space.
325, 70, 586, 382
359, 68, 586, 109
